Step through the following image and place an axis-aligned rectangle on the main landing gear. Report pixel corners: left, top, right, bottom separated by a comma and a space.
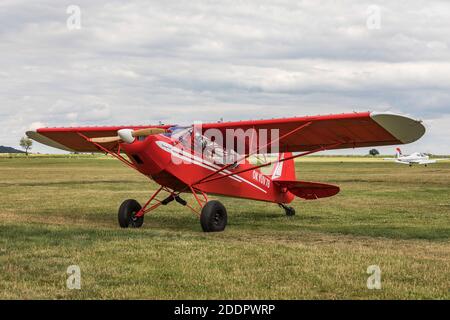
279, 203, 296, 216
118, 199, 144, 228
200, 200, 228, 232
117, 186, 228, 232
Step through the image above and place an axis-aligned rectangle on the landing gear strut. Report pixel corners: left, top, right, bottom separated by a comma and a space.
117, 186, 227, 232
279, 203, 296, 216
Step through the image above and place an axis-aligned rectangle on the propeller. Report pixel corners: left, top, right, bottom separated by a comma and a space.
90, 128, 167, 144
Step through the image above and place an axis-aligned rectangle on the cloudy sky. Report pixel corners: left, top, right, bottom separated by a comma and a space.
1, 0, 449, 154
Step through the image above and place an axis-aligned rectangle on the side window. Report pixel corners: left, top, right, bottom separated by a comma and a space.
170, 128, 240, 169
248, 154, 275, 175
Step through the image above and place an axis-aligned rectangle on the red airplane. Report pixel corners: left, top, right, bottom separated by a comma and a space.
27, 111, 425, 232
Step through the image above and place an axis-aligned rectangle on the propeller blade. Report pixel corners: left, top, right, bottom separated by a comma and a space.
90, 136, 121, 143
132, 128, 167, 137
89, 128, 166, 144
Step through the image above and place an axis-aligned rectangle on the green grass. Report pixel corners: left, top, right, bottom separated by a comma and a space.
0, 156, 449, 299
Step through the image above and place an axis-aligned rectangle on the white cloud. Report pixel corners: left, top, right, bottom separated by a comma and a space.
28, 121, 47, 131
0, 0, 449, 153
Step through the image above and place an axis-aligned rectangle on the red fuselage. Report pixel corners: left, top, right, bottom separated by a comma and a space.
121, 134, 294, 204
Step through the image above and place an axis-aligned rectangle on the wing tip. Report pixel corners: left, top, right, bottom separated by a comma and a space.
26, 130, 74, 152
370, 112, 426, 144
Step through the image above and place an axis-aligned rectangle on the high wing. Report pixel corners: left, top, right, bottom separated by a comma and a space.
26, 125, 171, 152
201, 112, 425, 153
27, 112, 425, 154
417, 160, 437, 165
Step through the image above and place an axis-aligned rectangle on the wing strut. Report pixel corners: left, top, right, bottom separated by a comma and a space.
77, 132, 137, 171
192, 121, 313, 186
193, 141, 343, 186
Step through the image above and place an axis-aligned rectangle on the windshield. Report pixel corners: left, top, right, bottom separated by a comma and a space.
167, 126, 192, 144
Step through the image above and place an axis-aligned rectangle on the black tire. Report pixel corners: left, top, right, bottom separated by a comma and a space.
200, 200, 227, 232
285, 206, 296, 216
118, 199, 144, 228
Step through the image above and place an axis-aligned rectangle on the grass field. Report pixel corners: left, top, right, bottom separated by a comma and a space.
0, 155, 449, 299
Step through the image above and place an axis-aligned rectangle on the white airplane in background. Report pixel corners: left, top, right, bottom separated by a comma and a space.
384, 148, 448, 166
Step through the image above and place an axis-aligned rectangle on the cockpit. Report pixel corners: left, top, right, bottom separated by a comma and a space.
166, 126, 240, 167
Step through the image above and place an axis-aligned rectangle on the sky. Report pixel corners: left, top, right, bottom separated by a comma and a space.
1, 0, 449, 155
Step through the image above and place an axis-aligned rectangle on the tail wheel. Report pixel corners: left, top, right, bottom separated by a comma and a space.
285, 206, 296, 216
279, 203, 296, 216
200, 200, 227, 232
118, 199, 144, 228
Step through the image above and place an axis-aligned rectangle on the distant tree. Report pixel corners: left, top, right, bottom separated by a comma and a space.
20, 137, 33, 156
369, 149, 380, 156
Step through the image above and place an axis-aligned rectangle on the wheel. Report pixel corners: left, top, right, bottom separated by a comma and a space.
279, 203, 296, 216
118, 199, 144, 228
285, 206, 296, 216
200, 200, 227, 232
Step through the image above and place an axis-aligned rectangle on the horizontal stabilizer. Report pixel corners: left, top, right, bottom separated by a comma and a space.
274, 180, 340, 200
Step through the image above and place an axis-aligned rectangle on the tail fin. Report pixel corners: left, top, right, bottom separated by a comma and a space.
271, 152, 296, 181
396, 147, 402, 158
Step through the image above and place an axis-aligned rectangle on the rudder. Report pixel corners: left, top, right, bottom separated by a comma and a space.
271, 152, 296, 181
